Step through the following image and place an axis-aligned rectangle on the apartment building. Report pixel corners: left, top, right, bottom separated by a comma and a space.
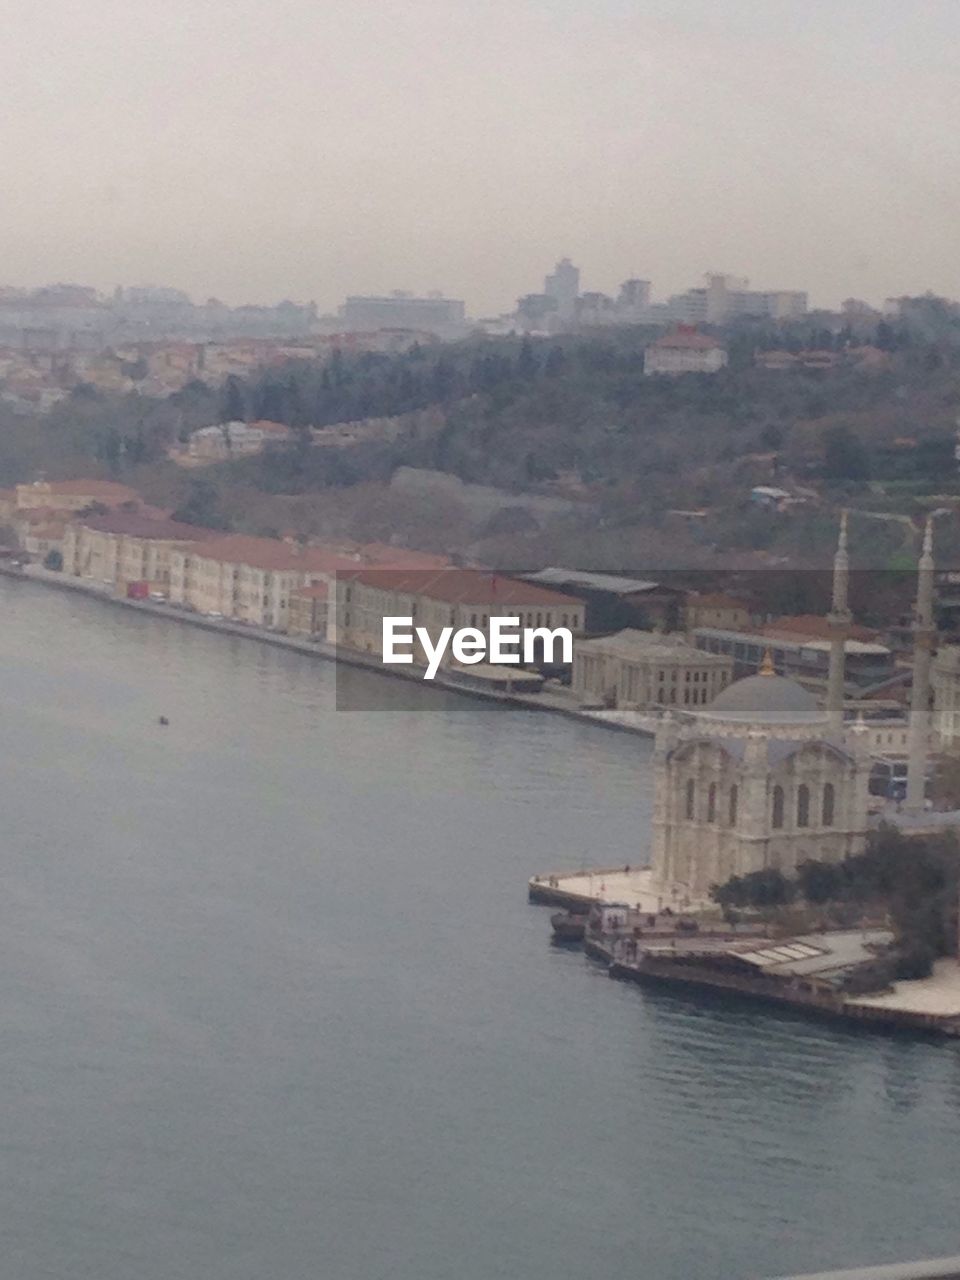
335, 568, 584, 670
63, 512, 213, 592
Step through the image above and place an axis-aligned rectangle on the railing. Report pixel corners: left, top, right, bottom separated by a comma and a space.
771, 1258, 960, 1280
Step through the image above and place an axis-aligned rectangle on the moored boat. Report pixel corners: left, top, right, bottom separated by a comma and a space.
550, 910, 587, 943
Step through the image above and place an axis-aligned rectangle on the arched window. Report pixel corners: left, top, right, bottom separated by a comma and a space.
797, 784, 810, 828
685, 778, 695, 820
728, 785, 738, 826
822, 782, 835, 827
707, 783, 717, 822
772, 785, 784, 829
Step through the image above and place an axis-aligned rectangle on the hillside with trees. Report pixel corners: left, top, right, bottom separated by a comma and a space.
3, 298, 960, 567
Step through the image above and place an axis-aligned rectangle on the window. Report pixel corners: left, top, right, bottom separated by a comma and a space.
772, 785, 784, 829
797, 784, 810, 828
707, 783, 716, 822
822, 782, 835, 827
685, 779, 695, 820
728, 785, 738, 826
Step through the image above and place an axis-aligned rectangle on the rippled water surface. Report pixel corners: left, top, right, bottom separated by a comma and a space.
1, 579, 959, 1280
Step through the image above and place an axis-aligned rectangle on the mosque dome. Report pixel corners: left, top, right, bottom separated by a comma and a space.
703, 668, 825, 725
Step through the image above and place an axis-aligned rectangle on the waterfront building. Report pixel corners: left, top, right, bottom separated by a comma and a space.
572, 630, 732, 710
62, 513, 214, 593
287, 584, 329, 639
653, 516, 939, 901
651, 654, 874, 900
515, 568, 683, 632
643, 327, 728, 376
12, 507, 70, 561
335, 568, 584, 669
167, 536, 358, 631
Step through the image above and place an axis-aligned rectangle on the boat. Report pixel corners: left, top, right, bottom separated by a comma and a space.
550, 910, 587, 944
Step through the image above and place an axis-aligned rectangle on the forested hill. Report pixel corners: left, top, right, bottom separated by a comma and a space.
3, 306, 960, 565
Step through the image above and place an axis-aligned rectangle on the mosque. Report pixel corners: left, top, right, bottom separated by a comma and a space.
649, 513, 937, 905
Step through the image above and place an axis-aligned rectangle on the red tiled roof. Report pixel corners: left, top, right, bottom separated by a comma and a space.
20, 479, 140, 502
688, 592, 747, 611
339, 567, 581, 608
74, 512, 218, 540
651, 330, 724, 351
188, 534, 362, 574
761, 614, 879, 644
358, 543, 452, 569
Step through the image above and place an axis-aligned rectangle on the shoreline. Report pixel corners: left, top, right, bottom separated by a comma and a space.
0, 563, 657, 735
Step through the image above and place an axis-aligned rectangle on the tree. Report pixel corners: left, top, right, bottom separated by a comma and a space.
822, 425, 870, 480
221, 375, 248, 423
171, 480, 231, 530
795, 859, 842, 905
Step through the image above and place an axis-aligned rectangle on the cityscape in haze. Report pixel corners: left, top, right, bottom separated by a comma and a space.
4, 3, 960, 1279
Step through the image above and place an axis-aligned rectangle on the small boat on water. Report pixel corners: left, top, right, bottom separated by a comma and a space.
550, 910, 587, 944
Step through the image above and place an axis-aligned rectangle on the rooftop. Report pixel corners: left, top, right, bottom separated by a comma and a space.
702, 667, 825, 724
339, 567, 581, 609
577, 628, 730, 664
188, 535, 362, 574
518, 568, 663, 596
17, 478, 141, 503
74, 512, 217, 540
650, 328, 725, 351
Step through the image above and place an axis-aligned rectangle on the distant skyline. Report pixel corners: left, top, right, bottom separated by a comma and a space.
2, 0, 958, 315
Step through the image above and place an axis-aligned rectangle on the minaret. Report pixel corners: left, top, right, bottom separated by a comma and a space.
827, 510, 851, 733
905, 517, 936, 813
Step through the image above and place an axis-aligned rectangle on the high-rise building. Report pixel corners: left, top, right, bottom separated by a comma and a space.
338, 293, 467, 337
544, 259, 580, 319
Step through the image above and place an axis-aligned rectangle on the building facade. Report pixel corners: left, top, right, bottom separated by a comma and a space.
651, 664, 872, 902
15, 478, 141, 513
336, 568, 584, 669
933, 645, 960, 747
62, 513, 211, 591
572, 630, 732, 710
644, 328, 728, 376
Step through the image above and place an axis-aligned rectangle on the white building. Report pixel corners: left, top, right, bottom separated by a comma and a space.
573, 630, 732, 710
644, 328, 728, 376
933, 645, 960, 747
187, 421, 267, 460
544, 258, 580, 320
651, 659, 873, 902
338, 293, 466, 337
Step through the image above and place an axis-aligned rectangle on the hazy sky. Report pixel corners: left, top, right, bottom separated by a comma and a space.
2, 0, 958, 314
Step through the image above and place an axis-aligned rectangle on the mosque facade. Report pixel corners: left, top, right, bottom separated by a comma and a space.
651, 512, 936, 903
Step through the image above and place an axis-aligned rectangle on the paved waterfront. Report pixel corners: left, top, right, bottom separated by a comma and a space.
2, 577, 960, 1280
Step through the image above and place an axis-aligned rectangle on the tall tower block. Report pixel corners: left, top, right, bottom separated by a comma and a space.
827, 511, 851, 732
905, 517, 936, 813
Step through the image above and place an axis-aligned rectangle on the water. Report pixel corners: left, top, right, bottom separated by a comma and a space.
1, 579, 959, 1280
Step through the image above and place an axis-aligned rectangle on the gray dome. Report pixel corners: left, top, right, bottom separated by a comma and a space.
704, 672, 824, 723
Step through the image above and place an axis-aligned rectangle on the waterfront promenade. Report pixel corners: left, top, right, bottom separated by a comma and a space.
0, 561, 661, 735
